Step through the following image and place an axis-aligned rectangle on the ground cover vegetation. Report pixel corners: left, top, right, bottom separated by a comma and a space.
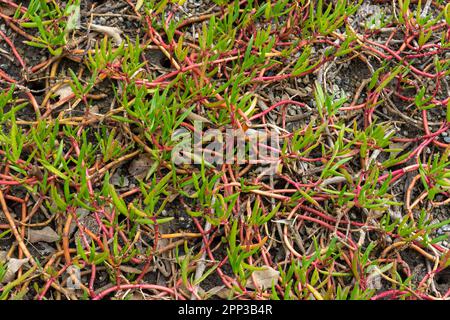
0, 0, 449, 300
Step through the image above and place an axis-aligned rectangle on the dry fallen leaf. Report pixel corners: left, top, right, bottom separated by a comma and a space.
69, 208, 90, 236
28, 226, 60, 243
34, 242, 56, 257
2, 258, 29, 283
90, 24, 123, 45
128, 154, 154, 180
320, 176, 348, 187
111, 170, 129, 187
202, 285, 230, 299
0, 4, 16, 16
74, 214, 100, 248
135, 0, 144, 11
246, 266, 280, 290
0, 250, 7, 264
182, 107, 212, 124
128, 292, 146, 300
0, 209, 15, 223
54, 84, 74, 100
119, 265, 142, 274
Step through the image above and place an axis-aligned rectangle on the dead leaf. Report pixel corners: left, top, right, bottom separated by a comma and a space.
66, 4, 80, 32
69, 208, 89, 236
111, 170, 129, 187
128, 292, 146, 300
202, 285, 230, 299
0, 251, 7, 264
135, 0, 144, 11
0, 4, 16, 16
388, 142, 405, 158
2, 258, 29, 283
285, 86, 310, 98
320, 176, 348, 187
246, 266, 280, 290
182, 108, 212, 124
0, 209, 15, 223
90, 24, 123, 45
119, 265, 142, 274
54, 84, 74, 100
34, 242, 56, 256
74, 214, 100, 248
29, 165, 44, 180
128, 154, 154, 180
89, 105, 100, 114
28, 226, 60, 243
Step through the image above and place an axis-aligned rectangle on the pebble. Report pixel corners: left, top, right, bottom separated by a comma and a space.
444, 137, 450, 143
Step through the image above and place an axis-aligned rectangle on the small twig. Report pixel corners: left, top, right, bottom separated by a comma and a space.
0, 189, 36, 267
